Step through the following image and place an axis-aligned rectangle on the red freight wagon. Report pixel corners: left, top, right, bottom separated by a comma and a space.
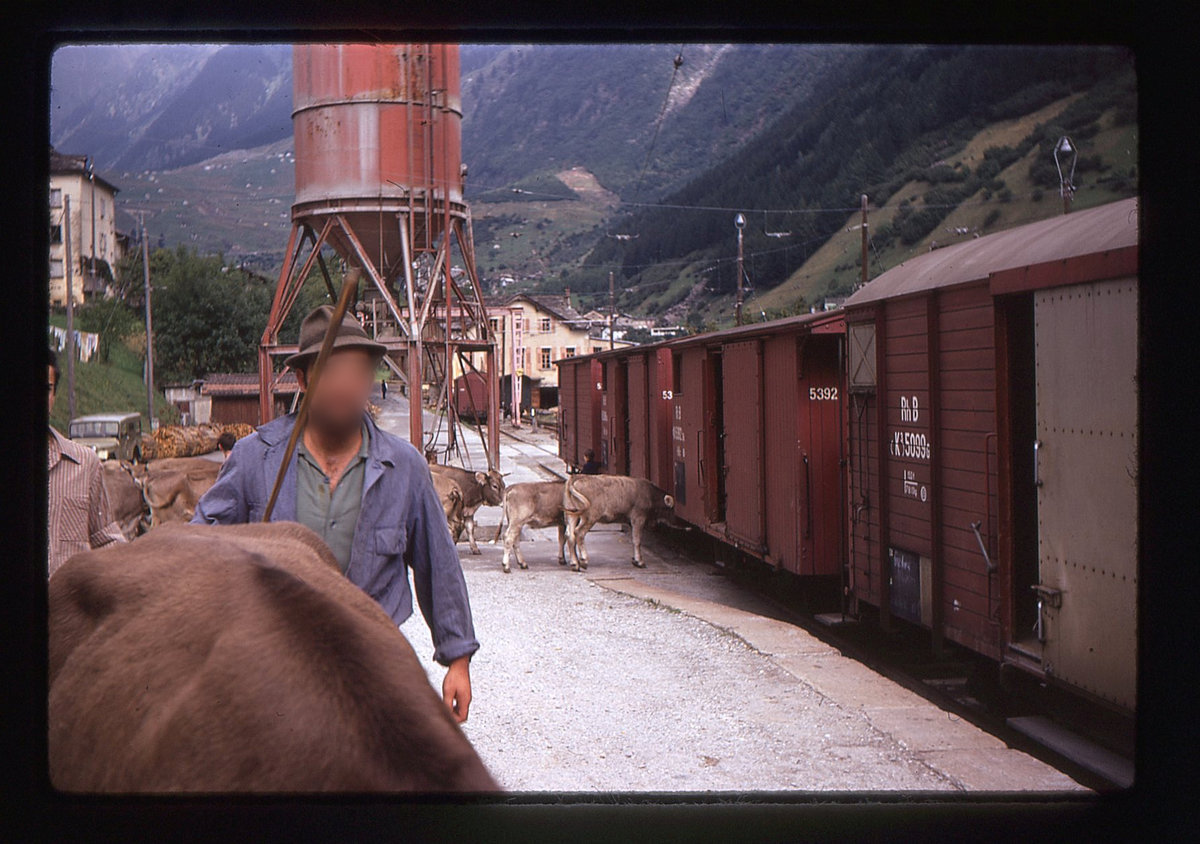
601, 356, 629, 474
664, 311, 847, 578
557, 355, 605, 471
843, 197, 1138, 716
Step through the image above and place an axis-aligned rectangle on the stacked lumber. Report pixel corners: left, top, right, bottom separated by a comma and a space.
138, 422, 257, 461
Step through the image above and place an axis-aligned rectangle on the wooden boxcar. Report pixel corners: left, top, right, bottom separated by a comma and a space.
665, 311, 847, 577
842, 197, 1138, 715
454, 370, 490, 422
557, 356, 604, 470
561, 311, 848, 580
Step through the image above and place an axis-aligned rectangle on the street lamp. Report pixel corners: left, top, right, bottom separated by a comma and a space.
1054, 136, 1077, 215
734, 213, 746, 326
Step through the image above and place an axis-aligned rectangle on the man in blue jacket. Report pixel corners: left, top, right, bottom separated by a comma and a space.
192, 305, 480, 722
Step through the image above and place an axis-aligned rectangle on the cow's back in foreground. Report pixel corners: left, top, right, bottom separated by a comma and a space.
48, 522, 500, 793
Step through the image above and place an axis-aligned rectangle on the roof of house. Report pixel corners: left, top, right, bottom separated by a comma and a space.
489, 292, 594, 329
200, 372, 301, 397
49, 146, 121, 194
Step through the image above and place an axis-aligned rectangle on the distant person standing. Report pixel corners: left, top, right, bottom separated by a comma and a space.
380, 378, 388, 400
46, 347, 125, 578
581, 448, 602, 475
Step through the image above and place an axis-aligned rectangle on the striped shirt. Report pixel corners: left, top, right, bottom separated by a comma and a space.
47, 427, 126, 578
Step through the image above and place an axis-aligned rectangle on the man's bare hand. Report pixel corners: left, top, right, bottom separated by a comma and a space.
442, 655, 472, 723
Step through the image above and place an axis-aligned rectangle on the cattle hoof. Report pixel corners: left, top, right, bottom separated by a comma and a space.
519, 563, 528, 569
502, 566, 511, 574
470, 549, 482, 556
570, 564, 580, 572
632, 560, 646, 568
558, 558, 567, 566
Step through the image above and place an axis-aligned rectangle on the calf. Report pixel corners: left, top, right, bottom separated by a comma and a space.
562, 474, 676, 571
138, 458, 221, 528
428, 464, 505, 555
101, 460, 149, 540
498, 481, 567, 574
430, 471, 466, 543
48, 521, 500, 793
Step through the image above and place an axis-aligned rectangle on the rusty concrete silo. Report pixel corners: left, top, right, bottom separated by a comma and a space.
258, 43, 499, 467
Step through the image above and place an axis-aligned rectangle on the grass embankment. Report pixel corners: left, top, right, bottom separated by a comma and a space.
47, 313, 179, 433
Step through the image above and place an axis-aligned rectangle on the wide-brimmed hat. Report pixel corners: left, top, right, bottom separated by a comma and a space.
284, 305, 387, 370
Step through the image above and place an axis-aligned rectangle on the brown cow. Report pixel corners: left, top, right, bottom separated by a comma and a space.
430, 471, 466, 544
138, 458, 221, 527
428, 464, 505, 555
48, 521, 500, 793
101, 460, 149, 540
562, 474, 676, 571
498, 481, 567, 574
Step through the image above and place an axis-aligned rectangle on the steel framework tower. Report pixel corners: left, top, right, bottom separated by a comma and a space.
258, 43, 499, 467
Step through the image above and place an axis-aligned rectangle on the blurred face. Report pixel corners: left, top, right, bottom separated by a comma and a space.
297, 349, 376, 436
47, 365, 57, 416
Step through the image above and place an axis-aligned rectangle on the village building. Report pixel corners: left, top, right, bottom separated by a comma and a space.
49, 146, 124, 306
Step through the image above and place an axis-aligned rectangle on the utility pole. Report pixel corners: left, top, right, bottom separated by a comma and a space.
140, 212, 156, 430
63, 195, 76, 421
88, 156, 96, 287
734, 212, 746, 326
861, 194, 869, 290
608, 270, 615, 350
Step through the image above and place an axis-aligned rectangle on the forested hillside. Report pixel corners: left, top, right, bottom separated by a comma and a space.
571, 45, 1136, 325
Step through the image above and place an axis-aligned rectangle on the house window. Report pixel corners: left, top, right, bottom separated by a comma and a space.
539, 347, 552, 370
50, 224, 62, 244
592, 346, 603, 354
489, 316, 501, 334
564, 347, 576, 358
49, 259, 64, 278
50, 188, 62, 208
539, 316, 552, 333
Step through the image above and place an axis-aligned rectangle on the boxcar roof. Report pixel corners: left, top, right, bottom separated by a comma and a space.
845, 197, 1138, 307
664, 308, 844, 350
556, 309, 845, 366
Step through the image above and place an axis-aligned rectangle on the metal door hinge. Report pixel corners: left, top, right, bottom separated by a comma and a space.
1030, 584, 1062, 608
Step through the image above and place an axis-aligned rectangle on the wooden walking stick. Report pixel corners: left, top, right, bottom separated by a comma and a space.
262, 268, 361, 522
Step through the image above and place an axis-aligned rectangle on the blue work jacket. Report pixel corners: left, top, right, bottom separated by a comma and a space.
191, 412, 479, 666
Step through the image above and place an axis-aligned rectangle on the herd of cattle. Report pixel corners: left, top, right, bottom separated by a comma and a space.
54, 448, 679, 793
103, 454, 681, 574
424, 463, 679, 574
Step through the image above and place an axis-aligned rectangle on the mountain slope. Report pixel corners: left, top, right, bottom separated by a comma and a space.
461, 43, 856, 201
574, 44, 1137, 324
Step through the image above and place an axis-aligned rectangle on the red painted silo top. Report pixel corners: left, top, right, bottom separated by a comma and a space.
291, 43, 463, 211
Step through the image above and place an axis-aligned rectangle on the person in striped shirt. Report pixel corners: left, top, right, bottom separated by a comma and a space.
46, 347, 125, 578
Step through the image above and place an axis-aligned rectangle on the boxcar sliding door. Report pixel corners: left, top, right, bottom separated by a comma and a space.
1033, 278, 1138, 713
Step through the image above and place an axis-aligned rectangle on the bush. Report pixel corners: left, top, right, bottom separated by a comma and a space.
983, 209, 1001, 228
1031, 188, 1044, 202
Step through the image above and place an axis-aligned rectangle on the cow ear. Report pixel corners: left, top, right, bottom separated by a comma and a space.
664, 494, 676, 508
475, 472, 487, 484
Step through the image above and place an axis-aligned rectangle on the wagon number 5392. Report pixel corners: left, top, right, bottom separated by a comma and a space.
809, 386, 838, 401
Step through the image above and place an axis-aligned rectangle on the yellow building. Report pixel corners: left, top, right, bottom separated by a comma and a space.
485, 292, 597, 392
49, 147, 123, 307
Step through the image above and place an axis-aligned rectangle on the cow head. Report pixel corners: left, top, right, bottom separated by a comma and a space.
474, 469, 506, 506
652, 489, 681, 527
